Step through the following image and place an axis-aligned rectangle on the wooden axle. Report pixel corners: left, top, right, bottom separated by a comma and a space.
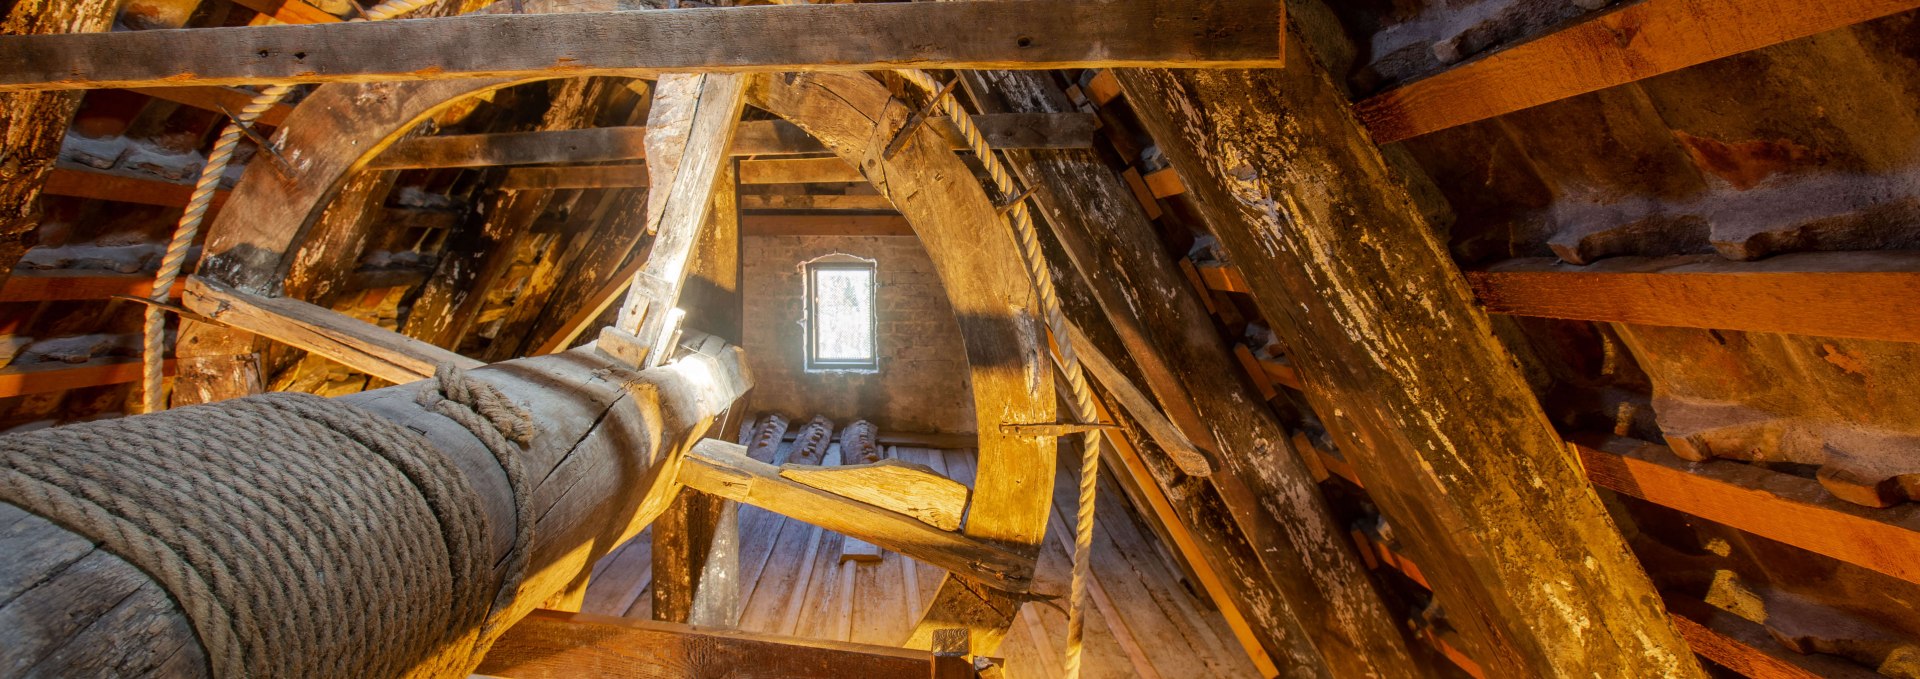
0, 0, 1285, 92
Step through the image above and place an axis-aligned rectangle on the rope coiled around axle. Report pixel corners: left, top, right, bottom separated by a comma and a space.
0, 366, 534, 679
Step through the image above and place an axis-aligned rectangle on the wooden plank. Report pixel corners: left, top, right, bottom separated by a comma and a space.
1085, 70, 1122, 106
1356, 0, 1920, 143
1195, 262, 1250, 294
738, 194, 894, 212
0, 271, 174, 302
1661, 597, 1878, 679
183, 275, 482, 384
741, 214, 911, 237
369, 113, 1097, 169
500, 165, 650, 191
1574, 436, 1920, 588
0, 357, 176, 398
0, 0, 117, 293
738, 157, 863, 185
228, 0, 339, 24
0, 0, 1286, 91
124, 87, 295, 127
1142, 167, 1184, 198
679, 438, 1032, 591
779, 459, 969, 531
1115, 48, 1701, 676
608, 72, 748, 367
42, 166, 229, 210
1469, 253, 1920, 343
479, 609, 934, 678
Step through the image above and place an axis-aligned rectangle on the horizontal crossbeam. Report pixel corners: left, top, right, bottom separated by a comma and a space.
0, 0, 1283, 91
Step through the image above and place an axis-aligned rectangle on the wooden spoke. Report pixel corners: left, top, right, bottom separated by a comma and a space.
183, 275, 481, 384
0, 0, 1284, 91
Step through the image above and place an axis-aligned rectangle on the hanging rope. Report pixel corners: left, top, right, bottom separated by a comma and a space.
139, 0, 447, 414
895, 69, 1105, 679
0, 364, 535, 678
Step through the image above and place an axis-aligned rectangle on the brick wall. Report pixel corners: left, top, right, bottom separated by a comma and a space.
741, 235, 976, 433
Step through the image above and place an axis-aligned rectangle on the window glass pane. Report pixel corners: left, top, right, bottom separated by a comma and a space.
813, 267, 875, 362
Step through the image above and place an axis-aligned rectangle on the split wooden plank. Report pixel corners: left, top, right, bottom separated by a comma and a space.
738, 158, 863, 185
678, 439, 1032, 591
606, 72, 748, 368
0, 0, 118, 294
124, 87, 296, 127
0, 357, 176, 398
1573, 436, 1920, 587
779, 459, 969, 532
0, 0, 1286, 91
1469, 253, 1920, 343
1114, 44, 1702, 677
183, 275, 481, 384
368, 113, 1096, 169
1356, 0, 1920, 143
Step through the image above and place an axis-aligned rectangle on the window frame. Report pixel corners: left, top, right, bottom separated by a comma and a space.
803, 255, 880, 372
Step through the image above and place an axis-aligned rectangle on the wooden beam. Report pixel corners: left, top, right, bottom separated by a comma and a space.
1356, 0, 1920, 143
0, 270, 177, 302
124, 87, 296, 127
738, 194, 894, 212
0, 0, 1285, 91
228, 0, 339, 24
500, 165, 649, 191
0, 357, 176, 398
1114, 39, 1702, 676
741, 214, 911, 237
41, 166, 228, 210
1468, 253, 1920, 343
1195, 261, 1250, 294
738, 157, 863, 185
678, 438, 1033, 591
477, 609, 939, 678
1574, 435, 1920, 587
368, 113, 1096, 169
183, 275, 482, 384
607, 72, 749, 368
778, 458, 970, 531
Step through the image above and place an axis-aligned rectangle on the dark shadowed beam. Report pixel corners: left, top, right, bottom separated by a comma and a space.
1357, 0, 1920, 143
1112, 29, 1703, 679
0, 0, 1284, 91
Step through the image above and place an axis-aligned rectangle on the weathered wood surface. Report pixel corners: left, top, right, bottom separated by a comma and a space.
368, 113, 1094, 169
230, 0, 340, 24
124, 87, 296, 127
0, 357, 176, 398
1356, 0, 1920, 143
184, 275, 482, 385
1469, 253, 1920, 343
476, 609, 939, 678
0, 341, 748, 677
969, 68, 1421, 677
750, 70, 1056, 652
779, 458, 969, 532
679, 439, 1032, 591
1113, 31, 1702, 677
0, 0, 1285, 91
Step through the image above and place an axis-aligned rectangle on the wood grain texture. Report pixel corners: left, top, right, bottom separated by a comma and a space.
229, 0, 339, 24
0, 0, 1285, 91
1114, 34, 1701, 676
477, 609, 934, 678
680, 439, 1032, 590
1356, 0, 1920, 143
1469, 253, 1920, 342
1574, 436, 1920, 588
0, 357, 175, 398
124, 87, 296, 127
751, 70, 1056, 653
184, 275, 482, 384
779, 458, 969, 531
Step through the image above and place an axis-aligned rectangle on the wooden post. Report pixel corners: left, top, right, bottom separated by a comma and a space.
1110, 29, 1704, 679
0, 0, 118, 292
966, 69, 1423, 677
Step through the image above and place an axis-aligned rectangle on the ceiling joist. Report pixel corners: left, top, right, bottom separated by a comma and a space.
0, 0, 1283, 92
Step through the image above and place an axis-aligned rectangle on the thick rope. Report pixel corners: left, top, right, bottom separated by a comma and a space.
139, 0, 446, 414
415, 362, 536, 636
895, 69, 1105, 679
0, 383, 535, 678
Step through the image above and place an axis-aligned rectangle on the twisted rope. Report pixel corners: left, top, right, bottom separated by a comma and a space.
895, 69, 1105, 679
140, 0, 446, 414
0, 390, 513, 678
415, 362, 536, 636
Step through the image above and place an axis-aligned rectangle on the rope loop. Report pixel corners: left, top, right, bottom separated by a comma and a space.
415, 363, 537, 632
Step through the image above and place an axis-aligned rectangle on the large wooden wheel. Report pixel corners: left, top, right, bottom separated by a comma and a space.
182, 0, 1057, 652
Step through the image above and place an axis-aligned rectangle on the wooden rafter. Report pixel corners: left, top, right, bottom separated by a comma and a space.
1356, 0, 1920, 143
0, 0, 1284, 91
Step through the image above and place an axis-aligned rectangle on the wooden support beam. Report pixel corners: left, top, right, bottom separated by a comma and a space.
1573, 436, 1920, 588
678, 438, 1033, 591
0, 270, 175, 302
739, 157, 863, 185
184, 275, 482, 384
228, 0, 339, 24
779, 458, 969, 531
477, 609, 941, 678
607, 72, 748, 368
499, 165, 649, 191
0, 356, 176, 398
0, 0, 1285, 91
41, 166, 229, 210
368, 113, 1096, 169
1114, 39, 1701, 676
124, 87, 296, 127
1356, 0, 1920, 143
1468, 253, 1920, 343
741, 214, 911, 237
1195, 261, 1250, 294
738, 194, 894, 212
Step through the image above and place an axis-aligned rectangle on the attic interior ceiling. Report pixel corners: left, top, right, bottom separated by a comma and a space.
1, 0, 1918, 677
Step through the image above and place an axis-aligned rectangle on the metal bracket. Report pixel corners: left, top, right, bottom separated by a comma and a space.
881, 76, 961, 160
999, 421, 1118, 437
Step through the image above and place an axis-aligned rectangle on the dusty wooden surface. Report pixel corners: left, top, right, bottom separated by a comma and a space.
478, 609, 937, 678
1112, 25, 1703, 677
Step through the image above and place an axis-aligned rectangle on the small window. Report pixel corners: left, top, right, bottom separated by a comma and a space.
804, 254, 878, 371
